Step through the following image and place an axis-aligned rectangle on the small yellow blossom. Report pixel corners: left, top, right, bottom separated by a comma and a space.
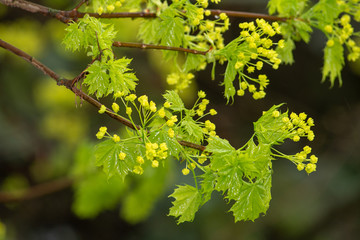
160, 143, 168, 151
297, 163, 305, 171
126, 107, 132, 115
293, 135, 300, 142
112, 102, 120, 113
136, 156, 144, 165
158, 107, 166, 118
198, 90, 206, 98
149, 101, 157, 112
327, 39, 335, 47
113, 134, 120, 143
182, 168, 190, 175
305, 163, 317, 174
118, 152, 126, 160
107, 4, 115, 12
209, 109, 217, 115
310, 155, 318, 163
272, 110, 280, 118
152, 160, 159, 168
133, 165, 144, 175
98, 105, 106, 114
97, 6, 104, 15
237, 89, 245, 96
303, 146, 312, 154
168, 128, 175, 138
164, 101, 171, 108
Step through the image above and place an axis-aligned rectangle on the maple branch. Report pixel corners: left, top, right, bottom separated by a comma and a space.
0, 38, 206, 152
0, 177, 73, 203
0, 0, 287, 23
112, 41, 209, 55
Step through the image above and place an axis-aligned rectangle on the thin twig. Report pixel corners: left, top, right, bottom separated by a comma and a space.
113, 41, 209, 55
0, 178, 73, 203
208, 9, 287, 22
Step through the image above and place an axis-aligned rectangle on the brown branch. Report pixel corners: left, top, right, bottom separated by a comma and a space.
113, 41, 209, 55
0, 178, 73, 203
0, 0, 288, 23
0, 38, 205, 151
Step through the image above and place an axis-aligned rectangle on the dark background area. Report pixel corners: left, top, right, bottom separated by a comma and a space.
1, 0, 360, 239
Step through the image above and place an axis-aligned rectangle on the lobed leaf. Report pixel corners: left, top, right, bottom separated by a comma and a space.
206, 136, 235, 155
138, 19, 162, 44
180, 115, 204, 143
163, 90, 185, 112
168, 185, 202, 224
84, 60, 109, 98
322, 39, 344, 87
95, 139, 136, 180
229, 172, 272, 222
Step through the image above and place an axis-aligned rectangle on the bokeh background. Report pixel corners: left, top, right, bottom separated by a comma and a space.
1, 0, 360, 239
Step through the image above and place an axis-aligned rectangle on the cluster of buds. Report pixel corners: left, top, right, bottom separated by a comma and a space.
293, 146, 318, 174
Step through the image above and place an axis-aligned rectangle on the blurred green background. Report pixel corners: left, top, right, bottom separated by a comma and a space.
1, 0, 360, 239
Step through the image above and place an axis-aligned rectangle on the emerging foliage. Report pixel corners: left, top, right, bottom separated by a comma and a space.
8, 0, 360, 225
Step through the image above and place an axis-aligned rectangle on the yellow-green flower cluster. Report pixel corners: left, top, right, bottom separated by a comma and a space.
274, 110, 315, 142
167, 72, 195, 91
96, 126, 108, 139
291, 146, 318, 174
146, 142, 168, 163
231, 20, 283, 100
203, 120, 217, 136
133, 142, 168, 175
324, 13, 360, 61
166, 115, 178, 127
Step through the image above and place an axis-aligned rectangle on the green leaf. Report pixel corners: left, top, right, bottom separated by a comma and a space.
322, 39, 344, 87
240, 140, 272, 177
84, 60, 109, 98
206, 136, 235, 155
303, 0, 343, 24
72, 172, 125, 218
199, 171, 216, 203
158, 16, 184, 47
268, 0, 309, 17
181, 115, 204, 143
138, 19, 162, 44
107, 58, 138, 96
62, 21, 85, 52
209, 150, 243, 199
183, 53, 207, 72
276, 38, 295, 64
229, 173, 272, 222
95, 139, 136, 180
168, 185, 202, 224
292, 20, 313, 43
254, 104, 288, 145
163, 90, 185, 112
148, 127, 182, 157
63, 15, 116, 59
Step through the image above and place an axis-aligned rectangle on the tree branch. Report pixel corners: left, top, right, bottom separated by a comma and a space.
0, 38, 206, 152
112, 41, 209, 55
0, 0, 287, 23
0, 177, 73, 203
